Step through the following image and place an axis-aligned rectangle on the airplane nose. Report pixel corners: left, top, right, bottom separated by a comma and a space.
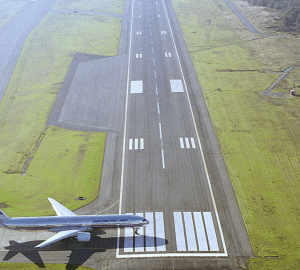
142, 218, 149, 224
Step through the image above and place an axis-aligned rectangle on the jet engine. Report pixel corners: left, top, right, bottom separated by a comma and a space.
77, 232, 91, 242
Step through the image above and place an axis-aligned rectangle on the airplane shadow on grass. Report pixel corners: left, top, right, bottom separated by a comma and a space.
3, 230, 168, 269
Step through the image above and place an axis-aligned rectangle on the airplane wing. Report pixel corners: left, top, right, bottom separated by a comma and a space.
48, 198, 76, 217
35, 229, 79, 248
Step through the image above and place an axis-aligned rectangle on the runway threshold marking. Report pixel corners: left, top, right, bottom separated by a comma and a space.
121, 212, 167, 253
117, 211, 226, 258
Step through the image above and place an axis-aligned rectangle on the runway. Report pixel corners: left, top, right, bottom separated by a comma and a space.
117, 0, 227, 258
0, 0, 253, 268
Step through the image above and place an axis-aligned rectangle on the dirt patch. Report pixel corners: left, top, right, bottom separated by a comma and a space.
225, 0, 300, 94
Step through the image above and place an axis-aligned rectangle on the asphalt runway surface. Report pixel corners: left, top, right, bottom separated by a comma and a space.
0, 0, 57, 102
0, 0, 253, 269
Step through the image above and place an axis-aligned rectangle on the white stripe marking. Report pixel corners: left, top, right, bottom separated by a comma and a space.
173, 212, 186, 251
129, 139, 133, 150
170, 79, 184, 92
185, 137, 190, 148
193, 212, 208, 251
135, 212, 144, 252
155, 84, 158, 95
152, 47, 154, 54
161, 149, 165, 169
140, 138, 144, 150
179, 137, 184, 148
158, 14, 160, 17
153, 58, 155, 65
139, 15, 141, 18
190, 137, 196, 148
203, 212, 219, 251
157, 102, 160, 114
159, 123, 162, 138
154, 70, 156, 78
134, 138, 138, 150
145, 212, 155, 251
124, 213, 133, 252
165, 52, 167, 57
155, 212, 166, 251
168, 53, 171, 57
131, 80, 143, 93
183, 212, 197, 251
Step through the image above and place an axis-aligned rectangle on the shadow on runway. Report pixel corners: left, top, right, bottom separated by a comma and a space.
3, 231, 168, 269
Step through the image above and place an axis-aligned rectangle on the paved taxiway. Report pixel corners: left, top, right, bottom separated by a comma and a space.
0, 0, 253, 268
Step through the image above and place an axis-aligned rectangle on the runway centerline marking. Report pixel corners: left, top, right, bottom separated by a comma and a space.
158, 122, 162, 138
157, 102, 160, 114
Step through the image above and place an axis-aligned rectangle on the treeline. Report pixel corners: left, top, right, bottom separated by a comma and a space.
246, 0, 300, 28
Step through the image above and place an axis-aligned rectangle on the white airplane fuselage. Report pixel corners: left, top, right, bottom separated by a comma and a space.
1, 214, 148, 231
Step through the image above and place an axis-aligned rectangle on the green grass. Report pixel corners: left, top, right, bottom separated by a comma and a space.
0, 1, 26, 28
52, 0, 124, 15
0, 7, 122, 216
2, 127, 106, 217
172, 0, 300, 268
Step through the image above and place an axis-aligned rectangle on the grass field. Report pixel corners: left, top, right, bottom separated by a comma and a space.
172, 0, 300, 268
0, 2, 122, 216
52, 0, 124, 15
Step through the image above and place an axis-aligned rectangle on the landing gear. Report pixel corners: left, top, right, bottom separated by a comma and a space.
133, 227, 140, 235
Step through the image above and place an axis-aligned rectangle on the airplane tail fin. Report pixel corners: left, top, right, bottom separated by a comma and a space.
0, 209, 10, 220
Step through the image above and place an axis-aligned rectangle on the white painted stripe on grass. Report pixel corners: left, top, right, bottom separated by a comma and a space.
145, 212, 155, 251
173, 212, 186, 251
203, 212, 219, 251
193, 212, 208, 251
183, 212, 197, 251
155, 212, 166, 251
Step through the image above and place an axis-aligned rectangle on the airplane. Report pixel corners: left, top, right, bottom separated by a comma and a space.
0, 198, 149, 248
